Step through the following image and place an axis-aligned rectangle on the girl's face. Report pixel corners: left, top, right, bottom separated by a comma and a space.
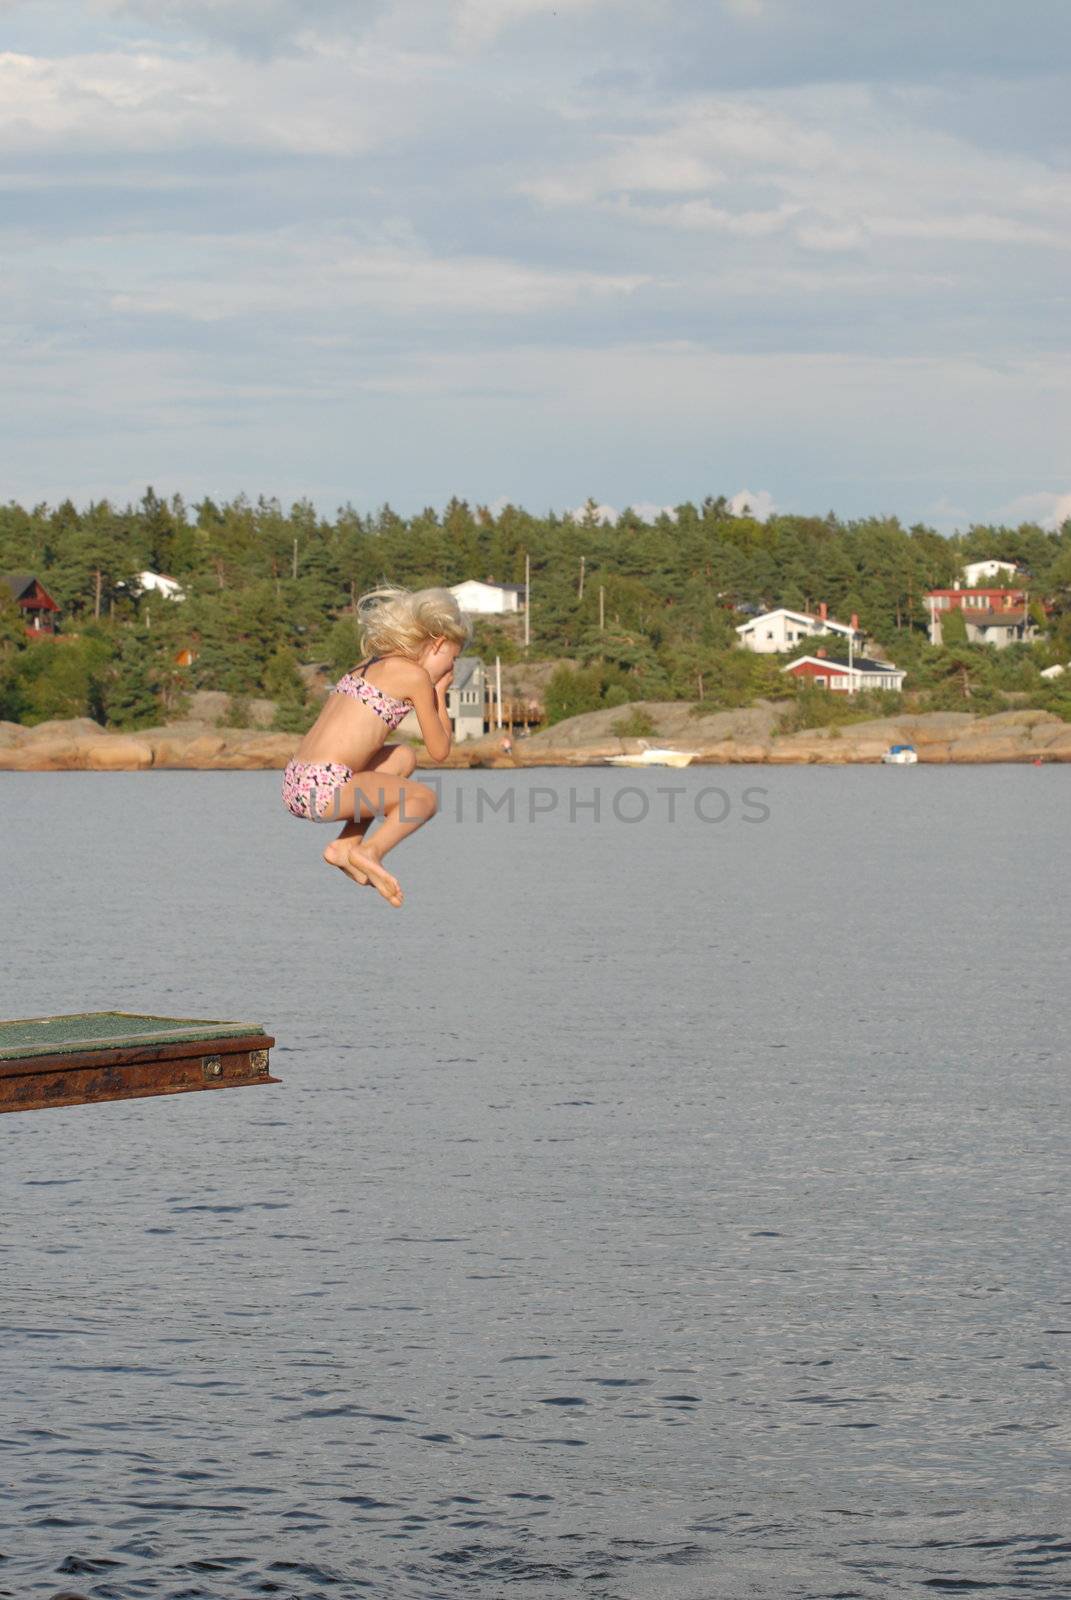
419, 636, 461, 683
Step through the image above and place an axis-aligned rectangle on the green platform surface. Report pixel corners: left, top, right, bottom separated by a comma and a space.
0, 1011, 265, 1061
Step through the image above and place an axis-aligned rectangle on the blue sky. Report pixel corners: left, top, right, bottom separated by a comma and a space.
1, 0, 1069, 530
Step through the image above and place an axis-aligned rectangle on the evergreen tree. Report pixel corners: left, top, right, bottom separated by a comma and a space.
104, 627, 159, 728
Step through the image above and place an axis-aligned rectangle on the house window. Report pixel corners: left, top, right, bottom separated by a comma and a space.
815, 675, 826, 687
765, 630, 774, 639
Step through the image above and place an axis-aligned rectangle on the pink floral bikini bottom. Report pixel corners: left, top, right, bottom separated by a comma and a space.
282, 759, 353, 820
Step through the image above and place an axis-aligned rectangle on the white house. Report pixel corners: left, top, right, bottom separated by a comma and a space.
736, 603, 859, 654
449, 579, 525, 615
136, 570, 186, 602
962, 559, 1018, 587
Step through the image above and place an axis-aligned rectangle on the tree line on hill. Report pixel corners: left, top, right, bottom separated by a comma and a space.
1, 489, 1070, 730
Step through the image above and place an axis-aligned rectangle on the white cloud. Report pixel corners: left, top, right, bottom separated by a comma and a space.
926, 494, 969, 531
0, 42, 432, 155
998, 491, 1071, 531
568, 501, 678, 525
608, 195, 800, 236
870, 213, 1056, 246
101, 234, 649, 321
729, 488, 775, 521
451, 0, 606, 46
91, 0, 388, 52
629, 502, 679, 523
520, 88, 1071, 259
570, 501, 619, 525
2, 4, 1070, 525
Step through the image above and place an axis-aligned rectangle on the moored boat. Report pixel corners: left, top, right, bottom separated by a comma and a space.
882, 743, 918, 765
607, 745, 699, 769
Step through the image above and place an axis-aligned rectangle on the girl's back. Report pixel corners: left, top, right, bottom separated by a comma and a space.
294, 655, 413, 769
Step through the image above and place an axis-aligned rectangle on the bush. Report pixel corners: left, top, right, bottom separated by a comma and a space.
324, 617, 364, 678
470, 619, 520, 663
779, 686, 904, 734
544, 664, 604, 724
925, 679, 1002, 714
10, 636, 111, 724
612, 707, 657, 738
1041, 691, 1071, 722
223, 694, 253, 728
938, 607, 968, 645
271, 700, 313, 734
263, 644, 304, 702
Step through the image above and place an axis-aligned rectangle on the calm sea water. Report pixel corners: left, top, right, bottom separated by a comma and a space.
1, 767, 1069, 1600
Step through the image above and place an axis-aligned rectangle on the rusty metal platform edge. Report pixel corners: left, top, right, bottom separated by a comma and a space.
0, 1011, 268, 1061
0, 1034, 279, 1113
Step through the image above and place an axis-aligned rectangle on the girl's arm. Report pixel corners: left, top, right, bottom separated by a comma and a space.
433, 673, 453, 746
402, 666, 452, 763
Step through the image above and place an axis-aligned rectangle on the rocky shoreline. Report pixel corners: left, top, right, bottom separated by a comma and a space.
2, 703, 1070, 770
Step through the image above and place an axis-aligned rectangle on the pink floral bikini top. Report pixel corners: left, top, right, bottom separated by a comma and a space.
332, 657, 412, 731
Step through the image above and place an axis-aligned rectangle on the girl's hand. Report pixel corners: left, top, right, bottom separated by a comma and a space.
436, 668, 454, 695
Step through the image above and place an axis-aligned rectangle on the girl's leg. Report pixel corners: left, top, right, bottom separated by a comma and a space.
329, 744, 416, 864
323, 753, 437, 907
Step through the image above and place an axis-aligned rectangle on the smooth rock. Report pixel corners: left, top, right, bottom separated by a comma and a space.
84, 738, 154, 770
22, 716, 108, 741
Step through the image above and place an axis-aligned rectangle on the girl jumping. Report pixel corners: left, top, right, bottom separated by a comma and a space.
282, 586, 469, 907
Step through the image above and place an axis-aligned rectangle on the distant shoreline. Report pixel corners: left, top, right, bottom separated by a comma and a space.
3, 706, 1070, 770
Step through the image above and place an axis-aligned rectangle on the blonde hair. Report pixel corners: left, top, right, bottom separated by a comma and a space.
356, 585, 471, 659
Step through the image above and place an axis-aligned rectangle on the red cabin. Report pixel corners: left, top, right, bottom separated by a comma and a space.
1, 573, 60, 636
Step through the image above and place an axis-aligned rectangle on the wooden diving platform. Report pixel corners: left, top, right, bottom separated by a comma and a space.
0, 1011, 279, 1114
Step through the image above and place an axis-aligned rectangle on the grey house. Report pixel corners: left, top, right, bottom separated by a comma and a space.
446, 655, 486, 741
963, 609, 1039, 648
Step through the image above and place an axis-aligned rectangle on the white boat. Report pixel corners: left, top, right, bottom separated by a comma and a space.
882, 743, 918, 765
607, 745, 699, 769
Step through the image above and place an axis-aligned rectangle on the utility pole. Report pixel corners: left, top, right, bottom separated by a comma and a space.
598, 585, 605, 631
93, 569, 102, 620
578, 555, 585, 600
495, 655, 502, 730
524, 552, 530, 651
848, 615, 855, 693
292, 538, 298, 580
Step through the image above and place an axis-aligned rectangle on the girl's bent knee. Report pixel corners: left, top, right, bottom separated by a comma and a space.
407, 781, 438, 821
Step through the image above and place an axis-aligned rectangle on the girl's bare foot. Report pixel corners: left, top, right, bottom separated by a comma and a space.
350, 847, 403, 906
323, 839, 370, 886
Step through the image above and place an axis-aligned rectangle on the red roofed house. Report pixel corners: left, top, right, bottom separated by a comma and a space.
783, 648, 905, 693
1, 573, 60, 636
926, 586, 1040, 648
